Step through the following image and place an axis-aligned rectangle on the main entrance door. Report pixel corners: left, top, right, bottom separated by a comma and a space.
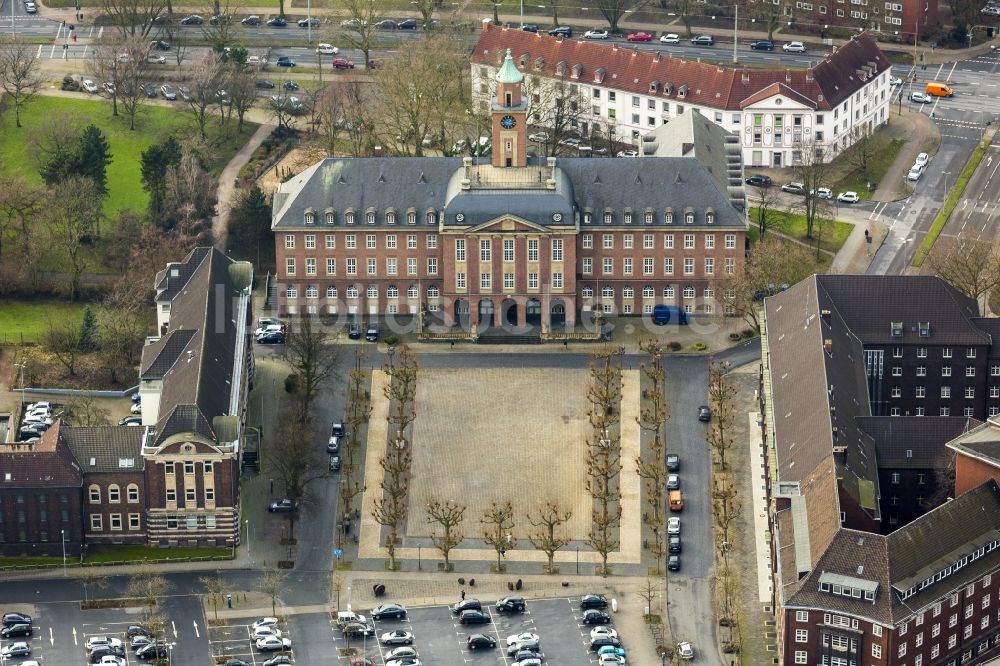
478, 299, 495, 327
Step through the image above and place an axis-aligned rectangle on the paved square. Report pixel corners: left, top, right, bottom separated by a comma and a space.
405, 367, 592, 539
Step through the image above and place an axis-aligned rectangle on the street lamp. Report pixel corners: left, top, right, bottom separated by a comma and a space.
15, 362, 26, 412
245, 519, 251, 564
61, 529, 67, 577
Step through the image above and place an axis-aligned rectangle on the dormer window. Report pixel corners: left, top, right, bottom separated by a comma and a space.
594, 67, 606, 84
571, 63, 583, 79
624, 210, 632, 224
386, 210, 396, 225
919, 322, 931, 337
345, 210, 356, 225
665, 209, 674, 224
366, 209, 376, 225
603, 211, 613, 224
706, 209, 715, 224
891, 322, 903, 337
426, 210, 437, 224
644, 211, 653, 224
583, 211, 592, 224
684, 209, 694, 224
304, 208, 315, 224
407, 209, 416, 225
649, 80, 660, 94
556, 60, 567, 76
324, 208, 336, 225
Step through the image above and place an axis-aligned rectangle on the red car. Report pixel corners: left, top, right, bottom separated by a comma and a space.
332, 57, 355, 69
627, 31, 653, 42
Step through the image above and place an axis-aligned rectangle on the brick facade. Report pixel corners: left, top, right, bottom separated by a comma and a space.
0, 487, 84, 557
82, 471, 146, 544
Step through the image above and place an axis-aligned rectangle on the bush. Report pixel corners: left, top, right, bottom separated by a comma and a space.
741, 328, 755, 338
61, 75, 81, 91
728, 333, 741, 341
692, 342, 707, 351
384, 334, 399, 346
284, 373, 299, 394
667, 341, 682, 351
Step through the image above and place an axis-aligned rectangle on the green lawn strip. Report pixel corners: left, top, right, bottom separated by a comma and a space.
0, 557, 64, 569
834, 138, 905, 200
0, 299, 90, 344
911, 139, 989, 267
83, 545, 232, 563
748, 226, 832, 272
748, 208, 852, 254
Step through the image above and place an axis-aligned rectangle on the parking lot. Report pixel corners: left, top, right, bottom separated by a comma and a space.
330, 596, 627, 666
208, 618, 295, 665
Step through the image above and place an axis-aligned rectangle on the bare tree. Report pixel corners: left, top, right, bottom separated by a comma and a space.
585, 348, 624, 576
101, 0, 167, 37
338, 349, 371, 548
126, 568, 171, 621
0, 175, 44, 260
481, 500, 516, 571
929, 236, 1000, 307
750, 0, 784, 40
162, 150, 217, 243
426, 499, 466, 570
0, 38, 43, 128
596, 0, 638, 31
636, 340, 669, 573
270, 412, 327, 542
707, 360, 737, 471
316, 81, 377, 156
746, 181, 782, 237
43, 316, 83, 376
847, 124, 878, 185
107, 37, 152, 130
522, 72, 588, 156
259, 569, 287, 615
527, 500, 572, 573
413, 0, 438, 28
717, 236, 815, 330
63, 396, 112, 426
185, 52, 227, 139
636, 576, 660, 616
78, 568, 111, 603
670, 0, 696, 37
97, 295, 148, 384
489, 0, 503, 24
48, 176, 103, 301
340, 0, 384, 67
199, 575, 226, 622
790, 139, 834, 239
284, 316, 339, 421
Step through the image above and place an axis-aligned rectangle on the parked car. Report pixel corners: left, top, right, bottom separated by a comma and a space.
506, 632, 540, 647
812, 187, 833, 199
627, 31, 652, 42
584, 28, 609, 39
907, 166, 924, 181
255, 79, 275, 89
583, 609, 611, 624
668, 516, 681, 534
698, 405, 711, 422
82, 79, 99, 93
374, 19, 398, 28
890, 75, 903, 86
298, 17, 320, 26
384, 647, 418, 660
1, 643, 30, 658
397, 18, 418, 28
126, 625, 153, 638
179, 14, 203, 24
365, 324, 379, 341
262, 656, 292, 666
341, 18, 364, 28
150, 40, 170, 50
659, 33, 680, 43
782, 41, 807, 52
209, 13, 230, 23
580, 594, 608, 609
520, 23, 538, 32
275, 56, 296, 67
677, 641, 695, 659
142, 83, 158, 97
87, 637, 123, 651
915, 152, 930, 167
103, 82, 116, 95
267, 499, 295, 512
23, 2, 36, 12
459, 610, 491, 624
1, 624, 32, 638
131, 635, 154, 649
690, 35, 714, 46
528, 132, 549, 143
911, 91, 932, 103
468, 633, 497, 649
668, 554, 682, 571
342, 622, 375, 638
317, 43, 339, 54
589, 636, 623, 651
590, 626, 618, 640
669, 535, 682, 553
252, 618, 279, 630
331, 57, 356, 69
256, 331, 285, 344
329, 455, 341, 472
745, 174, 772, 187
241, 14, 260, 24
781, 181, 805, 194
749, 40, 773, 50
667, 473, 680, 490
251, 625, 281, 639
371, 603, 407, 620
147, 54, 166, 64
496, 596, 526, 613
247, 55, 267, 66
547, 26, 572, 36
380, 630, 414, 645
451, 599, 482, 614
666, 453, 680, 471
267, 16, 287, 26
385, 659, 421, 666
599, 646, 628, 661
348, 323, 362, 339
837, 191, 860, 203
255, 636, 292, 651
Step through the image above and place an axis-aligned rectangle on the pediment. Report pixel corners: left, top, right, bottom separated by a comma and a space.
467, 215, 555, 234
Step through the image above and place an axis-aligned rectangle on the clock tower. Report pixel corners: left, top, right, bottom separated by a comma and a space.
491, 48, 528, 168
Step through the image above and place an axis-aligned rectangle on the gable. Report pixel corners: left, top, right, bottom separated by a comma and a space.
465, 215, 555, 234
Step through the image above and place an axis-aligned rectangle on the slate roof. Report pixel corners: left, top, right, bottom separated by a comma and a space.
140, 329, 197, 379
155, 246, 213, 303
471, 24, 890, 111
857, 416, 977, 468
945, 417, 1000, 469
0, 422, 83, 487
60, 426, 144, 473
972, 317, 1000, 357
815, 275, 987, 346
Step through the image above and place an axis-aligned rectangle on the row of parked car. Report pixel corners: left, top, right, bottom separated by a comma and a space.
17, 401, 56, 442
744, 174, 861, 203
255, 317, 288, 344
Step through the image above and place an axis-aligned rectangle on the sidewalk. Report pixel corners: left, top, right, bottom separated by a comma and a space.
872, 107, 940, 203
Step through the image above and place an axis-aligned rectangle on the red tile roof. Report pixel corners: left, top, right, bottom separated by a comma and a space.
471, 24, 890, 111
0, 422, 84, 488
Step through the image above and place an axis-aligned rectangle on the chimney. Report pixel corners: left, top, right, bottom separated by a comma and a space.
742, 68, 750, 84
653, 51, 661, 62
785, 69, 792, 83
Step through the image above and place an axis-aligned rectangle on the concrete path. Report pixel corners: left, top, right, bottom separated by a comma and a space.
872, 108, 940, 203
212, 122, 275, 252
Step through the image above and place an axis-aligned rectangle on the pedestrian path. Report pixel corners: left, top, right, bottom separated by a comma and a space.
747, 412, 772, 605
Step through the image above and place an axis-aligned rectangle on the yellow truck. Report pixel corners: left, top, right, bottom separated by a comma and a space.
926, 82, 954, 97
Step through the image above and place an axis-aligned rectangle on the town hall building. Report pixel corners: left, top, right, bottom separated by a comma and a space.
272, 50, 748, 330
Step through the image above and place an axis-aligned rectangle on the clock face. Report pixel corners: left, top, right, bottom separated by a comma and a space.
500, 115, 517, 129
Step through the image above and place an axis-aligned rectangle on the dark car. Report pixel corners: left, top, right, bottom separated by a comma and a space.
667, 474, 680, 490
329, 455, 341, 472
521, 23, 538, 32
547, 26, 572, 36
275, 56, 296, 67
256, 331, 285, 344
468, 633, 497, 650
371, 603, 407, 620
332, 57, 356, 69
241, 14, 261, 25
90, 645, 126, 661
267, 499, 295, 512
459, 609, 491, 625
267, 16, 287, 26
511, 648, 545, 660
496, 596, 526, 613
397, 18, 418, 29
365, 324, 379, 342
180, 14, 203, 24
666, 453, 680, 472
582, 609, 611, 624
2, 613, 31, 627
451, 598, 482, 614
135, 643, 168, 660
262, 656, 291, 666
580, 594, 608, 609
690, 34, 714, 46
749, 39, 774, 50
590, 636, 622, 651
374, 19, 398, 28
668, 554, 681, 571
283, 80, 300, 91
343, 622, 374, 638
127, 625, 154, 638
225, 660, 252, 666
348, 323, 362, 339
745, 174, 772, 187
150, 40, 170, 50
142, 83, 157, 98
256, 80, 276, 89
669, 535, 682, 553
1, 624, 32, 638
698, 405, 711, 422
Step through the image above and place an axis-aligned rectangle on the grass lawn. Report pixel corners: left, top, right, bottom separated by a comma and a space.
84, 545, 232, 563
748, 226, 833, 273
0, 299, 90, 344
748, 208, 852, 254
833, 138, 906, 200
0, 556, 63, 569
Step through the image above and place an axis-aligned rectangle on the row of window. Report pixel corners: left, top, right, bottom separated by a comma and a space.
579, 209, 717, 225
582, 232, 737, 250
890, 386, 981, 399
582, 256, 733, 277
888, 406, 977, 417
582, 285, 719, 301
455, 238, 564, 262
88, 484, 140, 504
286, 285, 441, 299
2, 493, 71, 505
890, 364, 987, 377
163, 461, 213, 475
165, 486, 215, 503
302, 209, 437, 226
455, 272, 563, 290
286, 257, 439, 278
163, 514, 222, 530
89, 513, 141, 531
0, 508, 71, 525
285, 233, 438, 251
892, 346, 980, 359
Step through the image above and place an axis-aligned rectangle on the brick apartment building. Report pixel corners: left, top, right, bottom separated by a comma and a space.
0, 247, 254, 556
761, 275, 1000, 666
752, 0, 939, 39
272, 50, 748, 328
470, 25, 892, 168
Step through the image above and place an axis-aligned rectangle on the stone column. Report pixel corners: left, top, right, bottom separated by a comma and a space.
516, 298, 526, 328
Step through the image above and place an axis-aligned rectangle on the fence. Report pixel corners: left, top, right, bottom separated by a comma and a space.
0, 554, 234, 573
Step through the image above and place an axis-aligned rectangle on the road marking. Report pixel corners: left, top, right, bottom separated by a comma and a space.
73, 627, 78, 645
193, 621, 200, 638
49, 627, 53, 645
171, 620, 177, 638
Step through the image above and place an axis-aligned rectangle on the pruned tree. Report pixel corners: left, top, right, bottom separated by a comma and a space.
340, 0, 383, 67
338, 349, 371, 547
426, 499, 466, 570
105, 37, 152, 130
259, 569, 286, 615
585, 348, 624, 576
717, 236, 814, 330
199, 575, 226, 622
636, 339, 669, 573
185, 52, 227, 139
64, 396, 112, 426
707, 360, 737, 471
270, 411, 327, 542
284, 316, 339, 421
636, 576, 660, 616
712, 473, 742, 550
527, 500, 572, 573
747, 181, 782, 237
371, 436, 411, 569
790, 139, 834, 240
101, 0, 167, 37
481, 500, 516, 571
0, 38, 44, 128
848, 124, 878, 185
929, 236, 1000, 307
126, 568, 171, 620
48, 176, 103, 301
